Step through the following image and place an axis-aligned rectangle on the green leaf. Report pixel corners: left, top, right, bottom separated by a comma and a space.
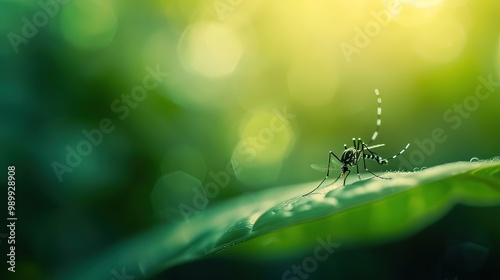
57, 161, 500, 280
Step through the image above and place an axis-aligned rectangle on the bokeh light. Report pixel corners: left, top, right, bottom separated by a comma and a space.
59, 0, 117, 49
178, 21, 243, 78
231, 109, 295, 187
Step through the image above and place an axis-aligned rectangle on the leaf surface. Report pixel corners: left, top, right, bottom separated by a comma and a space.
57, 161, 500, 280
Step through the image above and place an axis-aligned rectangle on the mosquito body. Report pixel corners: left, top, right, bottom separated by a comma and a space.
303, 89, 410, 196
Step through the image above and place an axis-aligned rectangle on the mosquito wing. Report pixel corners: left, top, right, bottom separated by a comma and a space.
310, 162, 340, 173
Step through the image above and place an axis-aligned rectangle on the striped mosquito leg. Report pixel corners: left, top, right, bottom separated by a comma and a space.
369, 88, 382, 145
389, 143, 410, 160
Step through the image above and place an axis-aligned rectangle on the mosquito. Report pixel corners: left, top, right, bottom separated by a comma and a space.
303, 89, 410, 196
310, 143, 386, 174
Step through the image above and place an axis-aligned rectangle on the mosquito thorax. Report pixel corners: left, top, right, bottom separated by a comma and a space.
341, 148, 357, 164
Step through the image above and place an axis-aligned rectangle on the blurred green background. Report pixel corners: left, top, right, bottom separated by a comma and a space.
1, 0, 499, 279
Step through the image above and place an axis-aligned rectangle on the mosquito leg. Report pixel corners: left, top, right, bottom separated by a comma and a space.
330, 150, 342, 163
303, 151, 342, 196
356, 139, 363, 181
362, 143, 389, 180
368, 88, 382, 145
389, 143, 411, 160
342, 169, 351, 185
363, 142, 409, 164
355, 162, 361, 181
303, 171, 341, 196
363, 156, 388, 179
